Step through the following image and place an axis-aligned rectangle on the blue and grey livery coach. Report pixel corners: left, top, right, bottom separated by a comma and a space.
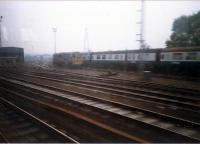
159, 47, 200, 76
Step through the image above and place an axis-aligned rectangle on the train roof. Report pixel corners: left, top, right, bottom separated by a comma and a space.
54, 47, 200, 55
91, 50, 126, 54
54, 52, 80, 55
91, 48, 162, 54
161, 46, 200, 52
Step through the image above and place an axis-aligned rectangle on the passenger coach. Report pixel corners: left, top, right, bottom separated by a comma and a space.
53, 47, 200, 77
159, 47, 200, 76
87, 49, 161, 70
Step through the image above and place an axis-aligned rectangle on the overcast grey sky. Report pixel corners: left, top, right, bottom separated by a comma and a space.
0, 1, 200, 54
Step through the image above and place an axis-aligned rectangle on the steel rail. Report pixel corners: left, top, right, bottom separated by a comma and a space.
5, 72, 200, 112
0, 87, 147, 143
11, 70, 200, 102
0, 97, 78, 143
2, 74, 200, 125
35, 73, 200, 103
0, 77, 199, 142
0, 92, 131, 143
4, 68, 199, 95
34, 68, 200, 94
0, 131, 8, 143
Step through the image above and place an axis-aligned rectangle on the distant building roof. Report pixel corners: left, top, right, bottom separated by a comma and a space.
0, 47, 24, 53
0, 47, 24, 57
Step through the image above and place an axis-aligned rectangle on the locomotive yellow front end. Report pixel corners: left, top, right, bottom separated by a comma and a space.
71, 52, 83, 65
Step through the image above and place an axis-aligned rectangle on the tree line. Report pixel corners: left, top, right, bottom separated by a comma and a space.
166, 11, 200, 48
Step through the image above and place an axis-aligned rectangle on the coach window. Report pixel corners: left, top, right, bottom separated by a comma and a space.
97, 55, 101, 60
173, 53, 183, 60
108, 54, 112, 59
102, 55, 106, 60
137, 54, 141, 60
128, 55, 131, 60
186, 52, 197, 60
166, 54, 170, 60
114, 54, 119, 60
120, 54, 123, 60
132, 54, 135, 60
161, 54, 164, 59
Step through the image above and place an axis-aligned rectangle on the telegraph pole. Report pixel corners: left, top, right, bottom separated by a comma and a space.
0, 16, 3, 47
52, 27, 57, 54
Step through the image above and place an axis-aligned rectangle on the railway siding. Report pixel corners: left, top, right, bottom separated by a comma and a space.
0, 76, 200, 142
2, 73, 200, 123
1, 90, 132, 143
0, 68, 200, 143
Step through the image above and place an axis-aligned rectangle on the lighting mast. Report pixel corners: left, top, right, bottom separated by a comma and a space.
52, 27, 57, 54
84, 27, 90, 59
84, 27, 90, 52
0, 16, 3, 47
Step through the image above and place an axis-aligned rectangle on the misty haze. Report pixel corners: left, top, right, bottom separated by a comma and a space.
0, 1, 200, 143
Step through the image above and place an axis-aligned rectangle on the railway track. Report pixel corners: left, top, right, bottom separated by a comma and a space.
1, 71, 199, 118
13, 68, 200, 98
5, 71, 200, 112
0, 82, 146, 142
34, 73, 200, 109
0, 89, 131, 143
9, 66, 200, 101
63, 71, 199, 95
39, 67, 200, 95
2, 72, 200, 122
8, 66, 200, 95
0, 75, 199, 142
0, 97, 77, 143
